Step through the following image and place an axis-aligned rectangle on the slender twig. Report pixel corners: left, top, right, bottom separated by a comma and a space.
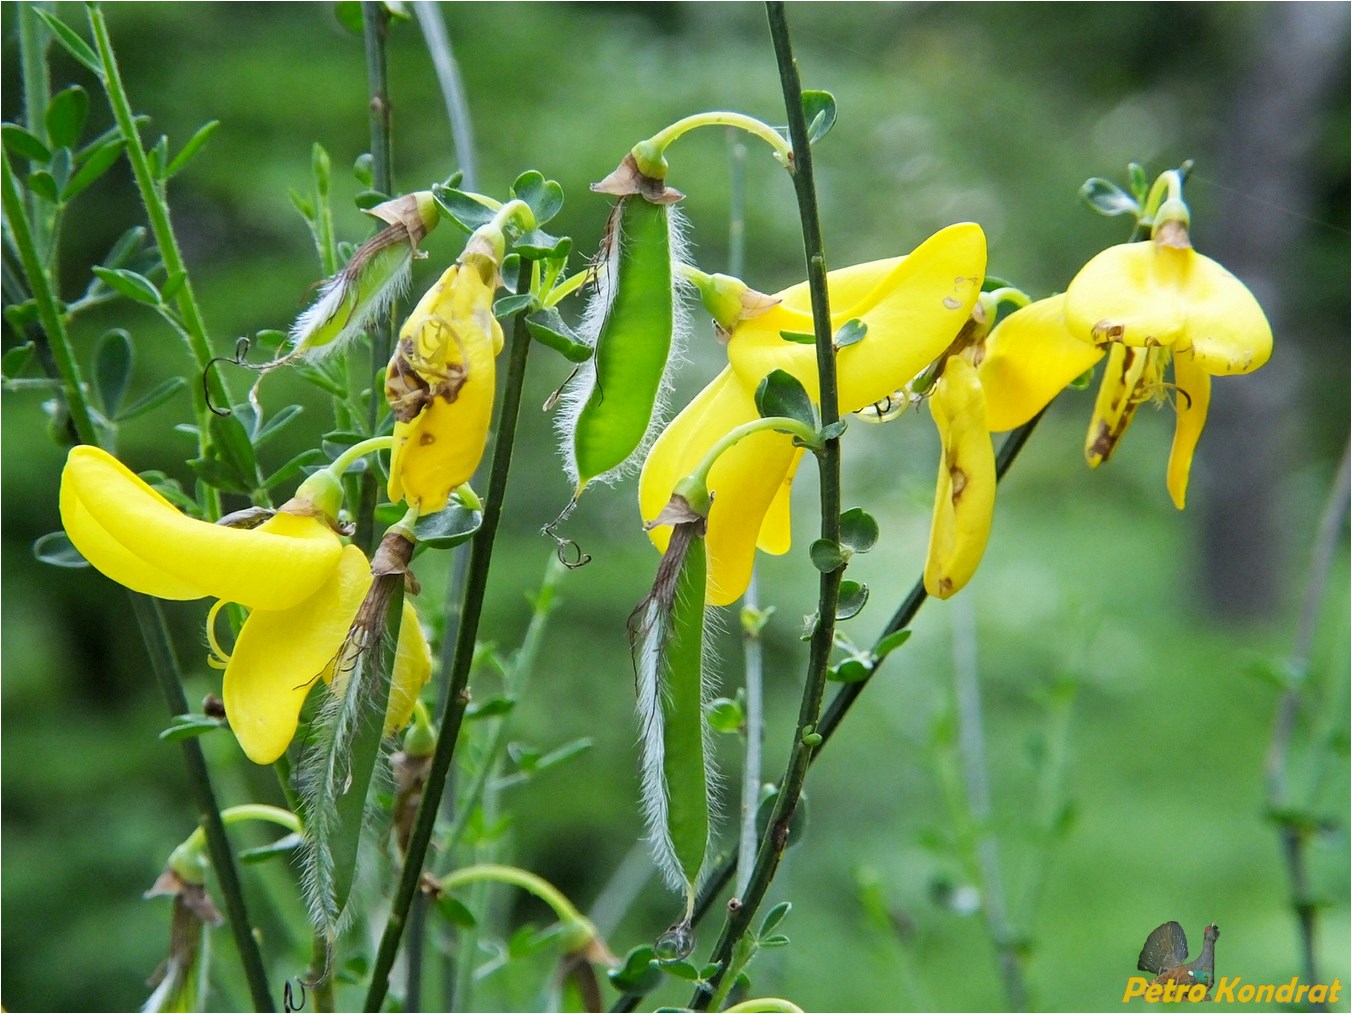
364, 259, 535, 1012
18, 3, 52, 256
1265, 440, 1350, 1000
611, 412, 1046, 1013
87, 6, 231, 444
692, 6, 840, 1006
951, 598, 1026, 1009
1, 149, 99, 447
413, 1, 477, 191
129, 592, 274, 1013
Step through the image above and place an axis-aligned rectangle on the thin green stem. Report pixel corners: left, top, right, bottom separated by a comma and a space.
1, 148, 99, 446
692, 8, 839, 1007
87, 5, 231, 452
635, 112, 792, 176
414, 0, 478, 190
129, 592, 274, 1012
691, 416, 819, 491
329, 435, 394, 476
18, 3, 52, 255
1265, 439, 1350, 999
439, 864, 592, 933
364, 260, 535, 1012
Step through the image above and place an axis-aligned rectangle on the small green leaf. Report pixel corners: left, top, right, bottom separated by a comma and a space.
165, 119, 220, 178
45, 86, 89, 150
608, 945, 663, 993
873, 628, 912, 662
253, 405, 303, 447
61, 137, 126, 202
809, 538, 846, 573
33, 531, 86, 568
159, 270, 187, 303
466, 696, 516, 720
434, 894, 477, 929
2, 123, 51, 164
260, 448, 327, 492
759, 933, 791, 949
158, 713, 226, 742
739, 603, 775, 638
26, 170, 58, 204
706, 696, 744, 734
492, 293, 534, 318
239, 832, 303, 864
839, 507, 879, 554
1079, 177, 1139, 218
148, 135, 169, 181
833, 318, 867, 349
514, 229, 571, 261
34, 10, 102, 76
758, 901, 792, 938
432, 184, 497, 232
799, 611, 819, 642
1128, 162, 1149, 203
525, 308, 592, 363
207, 409, 260, 487
801, 90, 837, 144
818, 419, 848, 441
2, 342, 36, 378
660, 960, 701, 981
91, 267, 160, 305
755, 369, 814, 429
512, 170, 564, 225
94, 328, 133, 417
529, 737, 592, 774
827, 658, 872, 684
836, 580, 869, 620
289, 187, 315, 220
412, 502, 482, 549
352, 151, 375, 187
117, 376, 187, 422
101, 226, 147, 270
778, 329, 816, 344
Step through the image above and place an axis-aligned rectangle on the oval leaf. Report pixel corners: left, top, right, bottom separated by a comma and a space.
91, 266, 161, 305
2, 123, 51, 164
34, 10, 102, 76
802, 90, 837, 144
809, 538, 846, 573
94, 328, 133, 417
61, 137, 126, 202
839, 507, 879, 554
412, 502, 482, 549
525, 307, 592, 363
754, 368, 814, 428
512, 170, 564, 226
836, 580, 869, 620
117, 376, 187, 422
45, 86, 89, 150
166, 120, 220, 178
431, 184, 496, 232
833, 318, 867, 349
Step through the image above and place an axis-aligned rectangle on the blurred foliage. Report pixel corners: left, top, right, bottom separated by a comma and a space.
1, 3, 1347, 1011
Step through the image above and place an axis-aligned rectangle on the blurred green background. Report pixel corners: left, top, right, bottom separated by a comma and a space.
2, 3, 1348, 1011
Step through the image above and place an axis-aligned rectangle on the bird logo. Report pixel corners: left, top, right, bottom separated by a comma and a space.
1137, 921, 1220, 998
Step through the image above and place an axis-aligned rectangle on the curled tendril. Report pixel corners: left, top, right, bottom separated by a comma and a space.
283, 978, 307, 1013
541, 497, 591, 569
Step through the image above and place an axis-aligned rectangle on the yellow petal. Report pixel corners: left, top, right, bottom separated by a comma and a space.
639, 368, 797, 606
386, 599, 433, 735
1173, 252, 1273, 375
1166, 352, 1212, 510
224, 546, 370, 764
727, 223, 987, 412
757, 446, 803, 555
924, 357, 996, 599
1083, 344, 1163, 468
976, 295, 1104, 432
387, 265, 500, 514
60, 445, 342, 610
1063, 242, 1190, 348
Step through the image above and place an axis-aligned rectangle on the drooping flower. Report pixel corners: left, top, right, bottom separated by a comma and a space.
641, 223, 987, 605
386, 248, 504, 515
59, 445, 430, 764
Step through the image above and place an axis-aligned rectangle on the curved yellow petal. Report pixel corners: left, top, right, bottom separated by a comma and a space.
639, 368, 797, 606
224, 545, 370, 764
976, 295, 1104, 432
1063, 242, 1190, 349
727, 223, 987, 413
387, 264, 500, 514
757, 447, 803, 555
1166, 352, 1212, 510
1173, 252, 1273, 375
924, 358, 996, 599
1084, 344, 1165, 468
386, 599, 433, 736
60, 445, 342, 610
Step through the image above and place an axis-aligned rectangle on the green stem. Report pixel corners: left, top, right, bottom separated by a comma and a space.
18, 2, 52, 255
329, 434, 394, 476
413, 0, 478, 190
635, 111, 792, 177
690, 415, 819, 491
364, 259, 535, 1012
0, 148, 99, 447
358, 0, 395, 556
692, 8, 839, 1007
87, 5, 231, 453
440, 863, 593, 936
129, 592, 274, 1013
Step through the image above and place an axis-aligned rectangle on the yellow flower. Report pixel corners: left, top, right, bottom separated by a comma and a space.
641, 223, 987, 606
386, 256, 504, 515
59, 445, 430, 765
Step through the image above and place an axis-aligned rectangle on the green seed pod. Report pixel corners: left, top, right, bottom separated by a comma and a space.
629, 491, 715, 914
558, 160, 689, 495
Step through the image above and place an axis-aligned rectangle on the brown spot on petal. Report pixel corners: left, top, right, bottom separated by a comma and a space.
419, 432, 435, 446
1092, 321, 1125, 347
937, 577, 954, 596
943, 296, 961, 310
949, 465, 967, 505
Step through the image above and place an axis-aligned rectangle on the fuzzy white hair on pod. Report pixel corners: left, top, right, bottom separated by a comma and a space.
288, 253, 413, 361
632, 582, 721, 896
553, 202, 694, 489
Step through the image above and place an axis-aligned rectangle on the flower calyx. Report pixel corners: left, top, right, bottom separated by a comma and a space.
591, 152, 684, 205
